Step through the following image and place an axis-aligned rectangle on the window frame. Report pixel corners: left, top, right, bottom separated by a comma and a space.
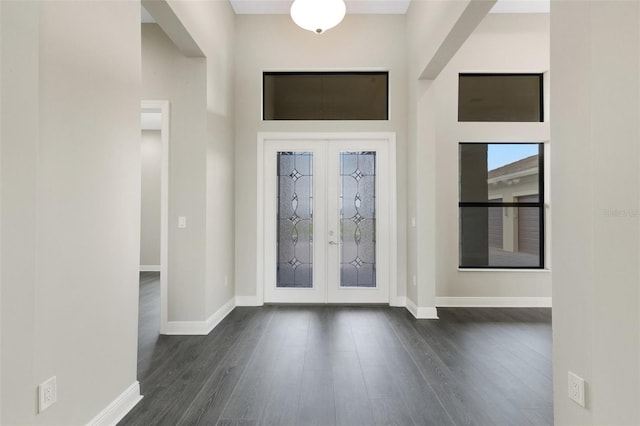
262, 71, 390, 121
458, 73, 544, 122
458, 142, 545, 270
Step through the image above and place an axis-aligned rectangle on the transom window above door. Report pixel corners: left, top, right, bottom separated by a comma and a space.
458, 73, 544, 122
263, 72, 389, 120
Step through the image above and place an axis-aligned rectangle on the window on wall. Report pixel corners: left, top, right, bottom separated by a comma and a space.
263, 72, 389, 120
459, 143, 544, 269
458, 73, 543, 122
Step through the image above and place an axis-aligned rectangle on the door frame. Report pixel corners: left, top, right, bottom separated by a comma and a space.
256, 132, 399, 305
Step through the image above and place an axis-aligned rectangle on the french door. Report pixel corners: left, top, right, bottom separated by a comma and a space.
263, 138, 390, 304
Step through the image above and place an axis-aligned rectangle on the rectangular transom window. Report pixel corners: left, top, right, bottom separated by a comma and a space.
459, 143, 544, 269
458, 73, 543, 122
263, 72, 389, 120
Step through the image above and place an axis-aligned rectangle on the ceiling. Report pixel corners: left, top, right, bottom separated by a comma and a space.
141, 0, 549, 23
230, 0, 410, 14
228, 0, 549, 15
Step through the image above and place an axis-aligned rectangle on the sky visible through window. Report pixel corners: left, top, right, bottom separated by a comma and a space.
488, 144, 538, 171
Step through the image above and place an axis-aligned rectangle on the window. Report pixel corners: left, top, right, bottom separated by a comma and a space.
458, 73, 543, 122
263, 72, 389, 120
459, 143, 544, 268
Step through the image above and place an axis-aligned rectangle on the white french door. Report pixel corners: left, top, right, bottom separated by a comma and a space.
263, 137, 390, 304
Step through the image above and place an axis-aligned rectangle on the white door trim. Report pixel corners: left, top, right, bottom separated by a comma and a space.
141, 100, 169, 334
256, 132, 398, 305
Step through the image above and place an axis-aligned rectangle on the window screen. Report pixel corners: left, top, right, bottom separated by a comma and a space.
263, 72, 389, 120
458, 74, 543, 122
459, 143, 544, 269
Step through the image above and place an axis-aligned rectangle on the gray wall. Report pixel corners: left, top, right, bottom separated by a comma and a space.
142, 23, 208, 321
433, 14, 551, 299
141, 130, 161, 267
164, 0, 236, 319
1, 1, 140, 423
142, 0, 236, 323
551, 1, 640, 424
405, 6, 551, 309
405, 0, 470, 309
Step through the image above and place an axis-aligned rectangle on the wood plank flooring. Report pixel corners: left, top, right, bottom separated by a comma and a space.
121, 274, 552, 425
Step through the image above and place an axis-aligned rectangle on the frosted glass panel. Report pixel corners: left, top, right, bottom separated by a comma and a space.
277, 152, 313, 288
340, 152, 376, 288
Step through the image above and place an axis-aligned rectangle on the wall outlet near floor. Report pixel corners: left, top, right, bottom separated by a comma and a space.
38, 376, 57, 413
568, 371, 585, 407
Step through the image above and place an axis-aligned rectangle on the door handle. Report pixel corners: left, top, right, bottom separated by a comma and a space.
329, 241, 340, 245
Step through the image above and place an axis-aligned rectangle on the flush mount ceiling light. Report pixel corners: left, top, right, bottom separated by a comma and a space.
290, 0, 346, 34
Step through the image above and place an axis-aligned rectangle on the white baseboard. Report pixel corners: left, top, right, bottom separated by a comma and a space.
86, 381, 142, 426
435, 296, 552, 308
235, 295, 263, 306
165, 297, 236, 335
139, 265, 160, 272
390, 295, 406, 307
405, 298, 439, 319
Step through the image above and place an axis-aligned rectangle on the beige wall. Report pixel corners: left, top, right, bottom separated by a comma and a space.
405, 0, 470, 308
551, 1, 640, 424
234, 14, 408, 300
1, 1, 140, 423
166, 0, 237, 319
142, 23, 208, 321
142, 0, 236, 322
433, 13, 551, 299
141, 130, 162, 266
1, 2, 38, 421
405, 7, 551, 308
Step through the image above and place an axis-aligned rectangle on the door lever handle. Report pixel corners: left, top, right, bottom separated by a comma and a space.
329, 241, 340, 245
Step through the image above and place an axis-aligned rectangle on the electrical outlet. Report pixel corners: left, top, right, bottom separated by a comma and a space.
568, 371, 585, 407
38, 376, 57, 413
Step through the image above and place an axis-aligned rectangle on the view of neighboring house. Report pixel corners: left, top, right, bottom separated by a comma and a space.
488, 154, 540, 266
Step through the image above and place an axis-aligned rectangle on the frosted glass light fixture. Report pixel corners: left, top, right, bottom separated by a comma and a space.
290, 0, 346, 34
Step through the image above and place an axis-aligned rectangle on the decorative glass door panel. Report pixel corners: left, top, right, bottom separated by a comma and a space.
340, 152, 376, 288
264, 138, 389, 304
277, 152, 313, 288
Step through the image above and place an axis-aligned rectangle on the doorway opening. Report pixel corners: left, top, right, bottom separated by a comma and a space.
140, 100, 169, 345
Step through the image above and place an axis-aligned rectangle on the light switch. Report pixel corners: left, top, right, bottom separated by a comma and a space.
178, 216, 186, 229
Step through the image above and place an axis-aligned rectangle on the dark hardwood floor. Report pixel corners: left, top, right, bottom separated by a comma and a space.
137, 272, 161, 379
122, 276, 552, 426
